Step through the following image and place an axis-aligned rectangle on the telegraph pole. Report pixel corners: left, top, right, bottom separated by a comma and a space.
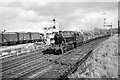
110, 22, 112, 36
104, 18, 106, 27
1, 30, 6, 46
118, 20, 120, 35
52, 18, 56, 29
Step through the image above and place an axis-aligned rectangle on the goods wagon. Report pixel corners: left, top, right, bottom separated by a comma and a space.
74, 32, 84, 47
99, 30, 108, 37
31, 33, 43, 42
90, 32, 96, 40
82, 31, 93, 42
112, 28, 118, 34
0, 32, 44, 46
2, 32, 18, 45
106, 29, 111, 36
93, 31, 100, 39
106, 28, 118, 36
17, 32, 30, 44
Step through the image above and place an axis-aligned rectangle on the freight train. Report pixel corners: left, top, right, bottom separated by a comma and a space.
43, 28, 118, 55
0, 32, 44, 46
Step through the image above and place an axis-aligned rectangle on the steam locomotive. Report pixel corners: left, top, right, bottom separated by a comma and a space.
43, 28, 118, 55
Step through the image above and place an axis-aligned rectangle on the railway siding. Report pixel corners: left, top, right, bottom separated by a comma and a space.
68, 34, 118, 78
1, 43, 46, 59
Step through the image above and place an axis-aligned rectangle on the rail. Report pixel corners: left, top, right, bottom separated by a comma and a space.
0, 43, 46, 59
57, 50, 93, 80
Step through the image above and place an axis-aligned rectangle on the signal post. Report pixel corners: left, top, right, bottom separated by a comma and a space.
104, 18, 113, 36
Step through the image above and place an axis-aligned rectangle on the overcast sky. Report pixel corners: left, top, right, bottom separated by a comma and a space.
0, 0, 119, 33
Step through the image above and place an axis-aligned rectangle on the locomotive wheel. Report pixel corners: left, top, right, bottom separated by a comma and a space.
55, 49, 62, 55
72, 44, 74, 49
63, 48, 66, 53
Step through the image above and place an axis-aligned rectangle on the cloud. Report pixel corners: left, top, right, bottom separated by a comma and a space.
1, 0, 119, 2
77, 10, 117, 30
37, 2, 48, 6
57, 9, 117, 31
20, 2, 117, 17
78, 12, 105, 23
19, 8, 46, 22
0, 2, 118, 32
118, 2, 120, 20
0, 6, 20, 28
3, 2, 117, 16
19, 9, 37, 18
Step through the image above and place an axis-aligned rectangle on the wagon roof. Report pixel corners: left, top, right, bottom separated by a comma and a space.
3, 32, 17, 34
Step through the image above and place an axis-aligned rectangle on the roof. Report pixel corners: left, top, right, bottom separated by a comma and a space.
46, 29, 59, 33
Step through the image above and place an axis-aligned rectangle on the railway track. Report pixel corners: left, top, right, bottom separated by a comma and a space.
2, 51, 44, 71
2, 55, 49, 77
1, 46, 47, 63
2, 46, 50, 76
2, 46, 49, 71
2, 36, 109, 79
26, 37, 108, 79
36, 37, 109, 79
